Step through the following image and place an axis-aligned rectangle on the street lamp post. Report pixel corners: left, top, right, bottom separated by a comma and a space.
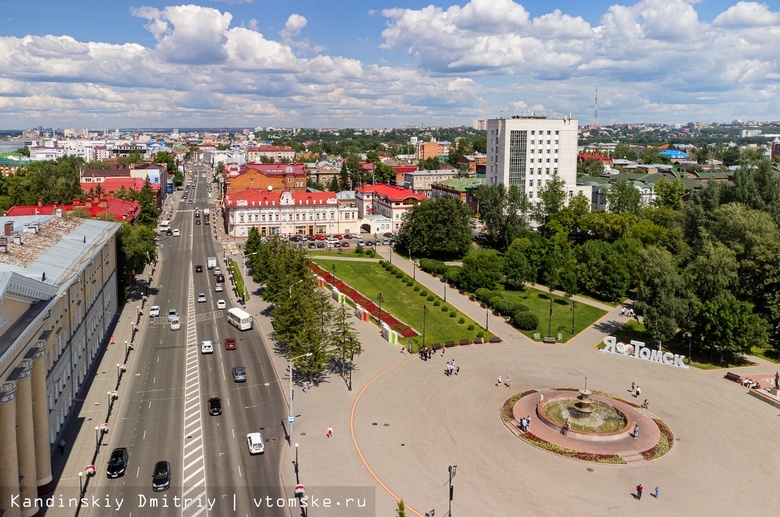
448, 465, 457, 517
570, 300, 576, 334
443, 282, 447, 302
485, 304, 489, 331
78, 471, 83, 495
547, 294, 554, 338
294, 442, 300, 484
288, 352, 312, 445
377, 293, 384, 327
422, 305, 429, 348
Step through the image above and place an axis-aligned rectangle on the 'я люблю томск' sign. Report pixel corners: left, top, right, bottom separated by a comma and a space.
601, 336, 688, 369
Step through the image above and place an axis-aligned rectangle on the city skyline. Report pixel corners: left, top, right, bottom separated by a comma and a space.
1, 0, 779, 130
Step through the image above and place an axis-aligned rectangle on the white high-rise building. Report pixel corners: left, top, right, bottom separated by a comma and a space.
486, 115, 589, 203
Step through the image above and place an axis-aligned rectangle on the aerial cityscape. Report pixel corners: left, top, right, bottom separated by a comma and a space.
1, 1, 780, 517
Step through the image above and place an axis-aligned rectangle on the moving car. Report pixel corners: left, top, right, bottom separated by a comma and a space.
106, 447, 128, 478
207, 397, 222, 416
246, 432, 264, 454
197, 293, 207, 303
201, 340, 214, 354
167, 309, 179, 321
224, 337, 236, 350
195, 219, 201, 225
216, 300, 227, 310
170, 317, 181, 331
195, 265, 203, 272
173, 229, 180, 237
215, 283, 223, 292
213, 267, 222, 276
149, 306, 160, 317
216, 274, 225, 283
166, 229, 173, 236
232, 366, 246, 382
152, 461, 171, 491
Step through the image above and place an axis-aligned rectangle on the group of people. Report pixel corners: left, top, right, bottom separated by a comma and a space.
444, 360, 459, 376
419, 346, 436, 361
518, 415, 532, 432
630, 382, 642, 398
635, 484, 660, 500
561, 418, 572, 436
621, 306, 636, 318
496, 375, 511, 387
742, 377, 759, 388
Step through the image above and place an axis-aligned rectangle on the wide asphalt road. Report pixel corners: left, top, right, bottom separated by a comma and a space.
84, 165, 287, 517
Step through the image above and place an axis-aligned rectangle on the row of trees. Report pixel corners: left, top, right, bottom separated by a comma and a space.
395, 157, 780, 363
244, 229, 363, 380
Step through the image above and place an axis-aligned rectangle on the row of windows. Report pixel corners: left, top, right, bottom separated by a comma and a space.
237, 212, 357, 223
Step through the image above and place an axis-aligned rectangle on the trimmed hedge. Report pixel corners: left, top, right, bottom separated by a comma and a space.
513, 310, 539, 330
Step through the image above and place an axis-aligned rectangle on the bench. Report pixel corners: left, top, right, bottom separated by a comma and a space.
459, 339, 471, 346
445, 341, 457, 348
724, 372, 741, 382
543, 336, 557, 344
488, 337, 501, 343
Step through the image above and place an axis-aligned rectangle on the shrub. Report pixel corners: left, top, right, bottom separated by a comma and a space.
458, 317, 465, 324
513, 311, 539, 330
467, 324, 475, 331
514, 303, 530, 312
420, 290, 428, 296
427, 295, 435, 301
406, 279, 414, 285
420, 258, 449, 275
476, 331, 485, 338
494, 298, 518, 315
449, 311, 457, 318
365, 249, 375, 258
413, 285, 420, 292
355, 244, 364, 254
442, 306, 449, 312
433, 300, 441, 306
475, 288, 493, 303
444, 266, 461, 285
488, 295, 504, 308
379, 260, 386, 267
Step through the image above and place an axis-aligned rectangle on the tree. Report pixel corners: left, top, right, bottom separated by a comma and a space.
694, 294, 768, 364
635, 246, 693, 348
653, 177, 685, 211
503, 238, 536, 290
613, 144, 638, 161
474, 184, 531, 250
685, 239, 738, 302
574, 240, 630, 302
116, 223, 157, 298
245, 227, 262, 256
329, 304, 362, 380
458, 249, 504, 292
732, 159, 780, 222
396, 500, 407, 517
397, 196, 472, 259
606, 180, 642, 214
577, 158, 605, 177
535, 173, 567, 227
417, 157, 440, 170
722, 146, 741, 167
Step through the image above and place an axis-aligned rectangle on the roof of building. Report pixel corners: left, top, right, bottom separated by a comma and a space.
81, 177, 160, 193
247, 144, 296, 152
225, 189, 337, 207
659, 149, 689, 159
356, 184, 426, 201
432, 177, 486, 192
245, 163, 307, 176
5, 197, 141, 222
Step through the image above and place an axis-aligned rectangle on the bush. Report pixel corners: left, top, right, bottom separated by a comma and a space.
420, 258, 449, 275
475, 288, 493, 303
365, 249, 375, 258
514, 303, 529, 312
355, 244, 364, 254
513, 311, 539, 330
467, 324, 475, 331
420, 290, 428, 296
427, 295, 435, 301
458, 317, 465, 324
433, 300, 441, 306
488, 295, 504, 308
476, 331, 485, 338
449, 311, 457, 318
444, 266, 461, 285
493, 298, 518, 315
413, 285, 420, 292
406, 279, 414, 285
442, 305, 449, 312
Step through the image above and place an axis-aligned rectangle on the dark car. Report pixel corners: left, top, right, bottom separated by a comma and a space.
106, 447, 128, 478
166, 229, 173, 236
196, 219, 201, 225
316, 242, 325, 249
195, 265, 203, 272
216, 274, 225, 283
208, 397, 222, 416
308, 242, 316, 249
152, 460, 171, 491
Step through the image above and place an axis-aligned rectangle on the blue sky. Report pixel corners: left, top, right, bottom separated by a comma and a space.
1, 0, 779, 129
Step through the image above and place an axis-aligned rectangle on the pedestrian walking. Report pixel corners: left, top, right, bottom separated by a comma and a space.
58, 438, 66, 455
496, 375, 502, 387
505, 375, 511, 387
635, 386, 641, 398
327, 426, 333, 438
630, 381, 635, 393
525, 415, 531, 431
653, 486, 659, 499
636, 484, 643, 500
455, 365, 460, 375
302, 381, 308, 393
633, 424, 640, 439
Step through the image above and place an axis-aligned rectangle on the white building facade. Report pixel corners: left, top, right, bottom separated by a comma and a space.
486, 115, 590, 203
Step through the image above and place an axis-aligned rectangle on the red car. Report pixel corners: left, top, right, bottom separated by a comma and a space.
333, 234, 343, 240
225, 337, 236, 350
316, 234, 325, 241
341, 242, 351, 248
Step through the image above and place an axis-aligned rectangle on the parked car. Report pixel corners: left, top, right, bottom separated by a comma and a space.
149, 306, 160, 317
308, 242, 316, 249
173, 229, 180, 237
201, 340, 214, 354
232, 366, 246, 382
106, 448, 128, 478
341, 242, 351, 248
246, 432, 265, 454
152, 460, 171, 491
224, 337, 236, 350
316, 242, 325, 249
216, 299, 227, 309
208, 397, 222, 416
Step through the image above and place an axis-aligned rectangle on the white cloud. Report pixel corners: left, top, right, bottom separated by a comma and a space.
713, 1, 780, 27
280, 14, 307, 39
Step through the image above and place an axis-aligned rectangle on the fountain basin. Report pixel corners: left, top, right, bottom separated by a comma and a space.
536, 392, 635, 442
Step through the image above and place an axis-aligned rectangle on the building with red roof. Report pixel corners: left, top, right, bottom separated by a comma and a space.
81, 177, 163, 206
223, 189, 359, 239
355, 184, 425, 233
224, 163, 307, 195
4, 196, 141, 222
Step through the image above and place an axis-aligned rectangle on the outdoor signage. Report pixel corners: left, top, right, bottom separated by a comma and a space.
601, 336, 688, 369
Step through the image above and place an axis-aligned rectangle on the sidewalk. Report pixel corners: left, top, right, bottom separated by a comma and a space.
45, 263, 156, 515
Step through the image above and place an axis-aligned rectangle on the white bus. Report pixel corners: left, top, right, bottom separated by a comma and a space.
226, 308, 253, 331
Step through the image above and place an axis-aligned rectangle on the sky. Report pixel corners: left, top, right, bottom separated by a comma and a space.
1, 0, 779, 130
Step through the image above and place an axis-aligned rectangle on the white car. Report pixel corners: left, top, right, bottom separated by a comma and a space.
167, 309, 179, 321
149, 306, 160, 317
201, 340, 214, 354
213, 267, 222, 276
215, 283, 223, 292
216, 300, 226, 310
170, 318, 181, 331
173, 229, 180, 237
197, 293, 207, 303
246, 432, 264, 454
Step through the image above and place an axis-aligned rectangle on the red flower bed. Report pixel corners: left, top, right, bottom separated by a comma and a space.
310, 264, 419, 338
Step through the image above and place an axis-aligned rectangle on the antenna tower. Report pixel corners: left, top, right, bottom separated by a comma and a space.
594, 87, 599, 128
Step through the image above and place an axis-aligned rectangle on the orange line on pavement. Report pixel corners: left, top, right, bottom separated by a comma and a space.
350, 357, 425, 517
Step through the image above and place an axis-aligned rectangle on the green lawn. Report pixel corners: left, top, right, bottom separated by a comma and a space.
313, 259, 493, 348
499, 288, 607, 342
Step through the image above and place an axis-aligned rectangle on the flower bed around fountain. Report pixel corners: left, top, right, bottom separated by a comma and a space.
536, 390, 634, 442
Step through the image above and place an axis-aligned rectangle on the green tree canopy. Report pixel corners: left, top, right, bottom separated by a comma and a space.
458, 249, 504, 292
606, 180, 642, 214
398, 195, 473, 259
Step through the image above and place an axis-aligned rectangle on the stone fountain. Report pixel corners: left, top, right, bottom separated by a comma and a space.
573, 389, 596, 414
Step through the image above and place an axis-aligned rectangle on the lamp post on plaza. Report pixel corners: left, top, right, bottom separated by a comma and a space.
78, 471, 83, 495
443, 282, 447, 303
447, 465, 457, 517
288, 352, 312, 445
377, 293, 384, 327
293, 442, 300, 484
422, 305, 429, 348
485, 304, 489, 332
